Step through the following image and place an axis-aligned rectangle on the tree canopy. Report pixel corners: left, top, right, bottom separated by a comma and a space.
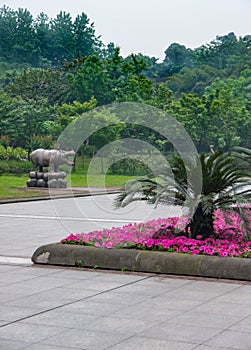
0, 6, 250, 154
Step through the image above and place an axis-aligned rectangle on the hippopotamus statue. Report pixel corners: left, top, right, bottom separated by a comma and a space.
30, 149, 75, 172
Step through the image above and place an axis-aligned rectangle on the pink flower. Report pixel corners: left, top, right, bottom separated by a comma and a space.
61, 210, 251, 259
146, 239, 155, 248
220, 251, 229, 257
191, 250, 200, 255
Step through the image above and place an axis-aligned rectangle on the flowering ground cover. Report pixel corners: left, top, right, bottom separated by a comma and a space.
62, 209, 251, 258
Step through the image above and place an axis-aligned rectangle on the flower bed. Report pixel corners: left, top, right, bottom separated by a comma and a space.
62, 209, 251, 259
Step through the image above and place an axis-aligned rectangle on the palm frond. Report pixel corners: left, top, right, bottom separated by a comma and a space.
114, 149, 251, 239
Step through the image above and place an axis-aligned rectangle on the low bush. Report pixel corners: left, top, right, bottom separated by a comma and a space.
0, 145, 28, 160
108, 158, 152, 176
0, 160, 32, 174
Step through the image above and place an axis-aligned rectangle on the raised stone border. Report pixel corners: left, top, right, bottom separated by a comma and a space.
32, 243, 251, 281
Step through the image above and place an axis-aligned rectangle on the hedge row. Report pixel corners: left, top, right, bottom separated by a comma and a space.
0, 160, 32, 174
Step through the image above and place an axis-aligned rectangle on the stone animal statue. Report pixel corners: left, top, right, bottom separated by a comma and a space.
30, 149, 75, 172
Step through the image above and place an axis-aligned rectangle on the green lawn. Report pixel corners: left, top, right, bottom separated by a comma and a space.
0, 156, 143, 199
68, 173, 137, 187
0, 174, 49, 199
0, 173, 137, 199
68, 156, 139, 187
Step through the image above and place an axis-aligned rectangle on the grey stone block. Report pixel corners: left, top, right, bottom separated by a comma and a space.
47, 179, 57, 188
29, 171, 37, 179
37, 179, 46, 187
48, 172, 66, 180
57, 171, 67, 179
36, 172, 44, 179
57, 179, 67, 188
43, 172, 49, 182
26, 179, 37, 187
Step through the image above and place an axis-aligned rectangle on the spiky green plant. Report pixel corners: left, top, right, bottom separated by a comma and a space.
115, 150, 251, 239
233, 147, 251, 171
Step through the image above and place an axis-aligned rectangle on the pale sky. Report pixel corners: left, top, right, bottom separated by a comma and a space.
1, 0, 251, 60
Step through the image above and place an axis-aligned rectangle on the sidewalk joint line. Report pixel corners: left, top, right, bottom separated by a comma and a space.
0, 274, 153, 329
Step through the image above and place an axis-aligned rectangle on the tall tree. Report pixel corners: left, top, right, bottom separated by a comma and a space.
169, 80, 250, 152
34, 12, 51, 66
48, 11, 74, 61
0, 6, 38, 64
0, 6, 17, 61
73, 13, 102, 57
5, 67, 72, 105
0, 92, 54, 150
164, 43, 192, 70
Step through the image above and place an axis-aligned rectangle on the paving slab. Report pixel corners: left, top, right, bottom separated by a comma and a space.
203, 330, 251, 349
109, 336, 197, 350
0, 196, 251, 350
0, 265, 250, 350
0, 339, 30, 350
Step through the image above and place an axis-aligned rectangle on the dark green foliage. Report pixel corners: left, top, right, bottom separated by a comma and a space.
1, 4, 251, 100
159, 33, 251, 97
0, 145, 28, 160
168, 81, 251, 152
5, 67, 72, 104
0, 160, 32, 174
0, 5, 250, 164
29, 135, 54, 152
108, 159, 151, 176
0, 92, 55, 150
0, 6, 102, 66
0, 6, 38, 65
233, 147, 251, 175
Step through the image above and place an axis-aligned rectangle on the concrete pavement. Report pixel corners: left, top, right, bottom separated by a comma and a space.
0, 193, 182, 258
0, 195, 251, 349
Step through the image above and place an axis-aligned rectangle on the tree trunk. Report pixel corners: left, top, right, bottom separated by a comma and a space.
189, 204, 214, 239
72, 153, 77, 172
100, 157, 104, 174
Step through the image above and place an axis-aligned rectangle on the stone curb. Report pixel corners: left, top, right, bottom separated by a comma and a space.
0, 189, 121, 204
31, 243, 251, 281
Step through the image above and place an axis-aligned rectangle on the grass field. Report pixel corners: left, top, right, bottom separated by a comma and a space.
0, 157, 138, 199
0, 175, 49, 199
67, 156, 140, 188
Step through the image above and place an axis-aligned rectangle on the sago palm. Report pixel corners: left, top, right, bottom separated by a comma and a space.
115, 150, 251, 239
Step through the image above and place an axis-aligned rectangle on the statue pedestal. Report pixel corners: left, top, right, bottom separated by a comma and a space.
27, 171, 67, 188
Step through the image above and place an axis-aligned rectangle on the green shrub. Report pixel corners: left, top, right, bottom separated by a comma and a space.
30, 135, 54, 151
0, 145, 6, 159
0, 161, 10, 174
108, 158, 152, 176
0, 135, 10, 148
0, 160, 32, 174
0, 145, 28, 160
